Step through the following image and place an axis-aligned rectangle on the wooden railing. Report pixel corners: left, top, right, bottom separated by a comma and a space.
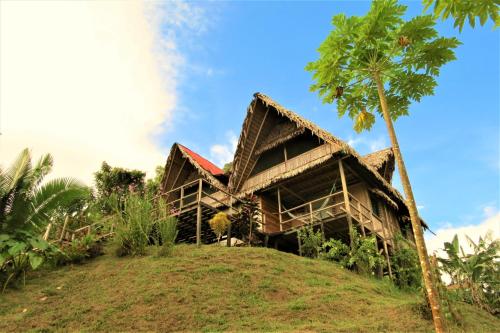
163, 178, 241, 216
261, 190, 389, 240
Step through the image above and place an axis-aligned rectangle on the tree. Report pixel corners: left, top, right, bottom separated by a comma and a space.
208, 212, 231, 244
0, 148, 89, 290
423, 0, 499, 32
145, 165, 165, 197
306, 1, 460, 331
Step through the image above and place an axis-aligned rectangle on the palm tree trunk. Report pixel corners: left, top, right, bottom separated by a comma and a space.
374, 72, 445, 333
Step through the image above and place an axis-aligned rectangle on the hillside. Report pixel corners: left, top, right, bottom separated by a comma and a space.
0, 245, 498, 332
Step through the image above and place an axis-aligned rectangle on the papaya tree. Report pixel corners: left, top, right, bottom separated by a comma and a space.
423, 0, 499, 31
306, 1, 460, 331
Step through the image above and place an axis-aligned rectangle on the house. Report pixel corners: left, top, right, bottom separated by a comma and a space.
160, 93, 424, 277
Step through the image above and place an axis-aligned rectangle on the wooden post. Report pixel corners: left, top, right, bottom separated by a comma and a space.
227, 196, 232, 247
320, 222, 325, 242
196, 179, 202, 247
180, 186, 184, 210
381, 205, 394, 279
309, 202, 314, 224
59, 215, 70, 242
297, 231, 302, 256
277, 187, 283, 232
367, 196, 382, 277
264, 234, 269, 248
338, 159, 354, 246
43, 223, 52, 241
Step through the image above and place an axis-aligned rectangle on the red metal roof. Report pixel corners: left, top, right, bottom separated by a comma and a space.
178, 144, 224, 176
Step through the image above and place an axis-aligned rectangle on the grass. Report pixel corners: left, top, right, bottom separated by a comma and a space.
0, 244, 498, 332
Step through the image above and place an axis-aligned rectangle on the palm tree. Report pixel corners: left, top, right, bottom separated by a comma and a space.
0, 148, 89, 233
0, 148, 89, 290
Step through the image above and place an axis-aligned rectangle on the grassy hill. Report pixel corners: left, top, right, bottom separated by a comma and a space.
0, 245, 498, 332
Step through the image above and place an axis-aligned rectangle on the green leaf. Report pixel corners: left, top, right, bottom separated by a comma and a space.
0, 234, 10, 242
28, 252, 44, 269
8, 242, 26, 256
29, 237, 49, 250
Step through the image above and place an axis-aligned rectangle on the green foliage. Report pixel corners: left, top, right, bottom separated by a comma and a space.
297, 226, 323, 258
145, 165, 165, 198
438, 232, 499, 315
0, 232, 60, 292
306, 0, 460, 132
94, 162, 145, 212
209, 212, 231, 244
423, 0, 499, 32
57, 234, 104, 265
322, 228, 385, 276
110, 193, 155, 256
0, 148, 88, 291
391, 233, 422, 289
154, 199, 178, 257
223, 162, 233, 174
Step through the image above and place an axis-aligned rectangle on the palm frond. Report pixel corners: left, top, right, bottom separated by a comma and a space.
29, 154, 54, 190
27, 178, 89, 230
5, 148, 32, 193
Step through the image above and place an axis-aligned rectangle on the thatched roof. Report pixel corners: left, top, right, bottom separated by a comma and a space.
255, 122, 305, 155
229, 93, 423, 226
161, 143, 227, 193
362, 148, 395, 182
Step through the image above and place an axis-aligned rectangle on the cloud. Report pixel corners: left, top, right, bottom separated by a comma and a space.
347, 135, 388, 154
210, 131, 238, 167
425, 211, 500, 258
0, 1, 204, 184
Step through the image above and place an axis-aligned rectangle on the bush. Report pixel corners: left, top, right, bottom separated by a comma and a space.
298, 226, 323, 258
57, 234, 103, 265
321, 228, 385, 276
209, 212, 231, 244
391, 233, 422, 290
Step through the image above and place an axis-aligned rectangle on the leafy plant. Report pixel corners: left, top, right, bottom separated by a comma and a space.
438, 232, 499, 315
423, 0, 499, 32
109, 193, 154, 256
322, 229, 385, 276
57, 234, 103, 265
391, 233, 422, 290
0, 148, 88, 291
298, 226, 323, 258
209, 212, 231, 245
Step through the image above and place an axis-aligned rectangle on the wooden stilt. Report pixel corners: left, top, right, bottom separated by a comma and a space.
264, 235, 269, 248
227, 197, 232, 247
382, 205, 394, 279
277, 187, 283, 232
59, 215, 69, 242
338, 159, 354, 247
43, 223, 52, 241
297, 231, 302, 256
196, 179, 203, 247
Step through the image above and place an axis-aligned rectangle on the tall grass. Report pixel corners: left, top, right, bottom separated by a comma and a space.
109, 193, 155, 256
155, 199, 178, 257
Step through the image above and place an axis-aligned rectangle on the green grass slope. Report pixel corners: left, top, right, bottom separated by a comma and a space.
0, 245, 498, 332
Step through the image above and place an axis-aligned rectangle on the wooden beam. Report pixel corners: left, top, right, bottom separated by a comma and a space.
162, 149, 176, 193
235, 106, 270, 190
171, 157, 188, 191
297, 231, 302, 256
338, 159, 354, 246
227, 197, 232, 247
196, 179, 202, 247
281, 185, 307, 202
277, 187, 283, 232
382, 205, 394, 279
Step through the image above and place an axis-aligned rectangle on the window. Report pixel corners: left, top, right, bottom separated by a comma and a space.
369, 193, 381, 217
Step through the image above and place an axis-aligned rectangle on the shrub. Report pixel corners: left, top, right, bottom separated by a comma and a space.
298, 226, 323, 258
209, 212, 231, 244
391, 233, 422, 290
322, 228, 385, 276
57, 234, 103, 265
110, 193, 154, 256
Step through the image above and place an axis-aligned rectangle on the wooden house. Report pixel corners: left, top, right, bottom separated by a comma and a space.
160, 93, 425, 276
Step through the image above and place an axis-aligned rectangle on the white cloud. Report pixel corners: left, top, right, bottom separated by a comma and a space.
210, 131, 238, 167
347, 135, 388, 153
425, 212, 500, 258
0, 1, 204, 184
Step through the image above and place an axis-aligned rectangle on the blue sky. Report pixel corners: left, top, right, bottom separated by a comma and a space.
160, 1, 499, 233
